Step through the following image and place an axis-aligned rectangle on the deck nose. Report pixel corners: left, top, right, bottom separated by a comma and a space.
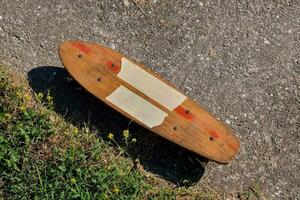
58, 40, 74, 60
60, 40, 93, 55
225, 135, 240, 162
58, 40, 72, 51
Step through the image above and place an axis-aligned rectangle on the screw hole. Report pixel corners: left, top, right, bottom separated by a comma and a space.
78, 54, 82, 58
111, 63, 115, 67
97, 78, 101, 82
173, 126, 177, 131
209, 136, 214, 141
185, 110, 190, 114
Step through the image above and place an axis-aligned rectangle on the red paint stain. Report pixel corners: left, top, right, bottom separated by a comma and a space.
228, 141, 239, 152
174, 106, 193, 120
72, 42, 91, 54
208, 129, 219, 139
106, 61, 121, 74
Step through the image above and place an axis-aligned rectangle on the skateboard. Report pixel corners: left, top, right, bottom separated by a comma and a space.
58, 40, 240, 163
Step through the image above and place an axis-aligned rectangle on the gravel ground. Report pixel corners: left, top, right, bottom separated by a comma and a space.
1, 0, 299, 199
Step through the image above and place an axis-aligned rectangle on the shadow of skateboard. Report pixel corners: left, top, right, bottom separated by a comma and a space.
27, 66, 208, 186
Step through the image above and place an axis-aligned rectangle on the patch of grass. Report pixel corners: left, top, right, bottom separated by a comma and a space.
0, 67, 148, 199
0, 66, 220, 199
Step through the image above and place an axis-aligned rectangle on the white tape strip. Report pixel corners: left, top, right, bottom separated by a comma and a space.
119, 58, 187, 110
106, 85, 168, 128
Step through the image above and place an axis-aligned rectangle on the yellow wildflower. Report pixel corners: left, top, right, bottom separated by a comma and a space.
71, 178, 76, 184
37, 92, 43, 99
24, 93, 31, 101
107, 133, 114, 140
73, 127, 79, 136
46, 93, 53, 102
112, 187, 119, 193
19, 106, 26, 112
131, 138, 137, 143
16, 92, 22, 98
122, 129, 129, 139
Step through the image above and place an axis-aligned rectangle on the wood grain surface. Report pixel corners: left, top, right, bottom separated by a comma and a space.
59, 40, 240, 163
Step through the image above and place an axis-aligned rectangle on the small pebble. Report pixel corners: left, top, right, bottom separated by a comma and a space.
264, 39, 270, 44
124, 0, 129, 7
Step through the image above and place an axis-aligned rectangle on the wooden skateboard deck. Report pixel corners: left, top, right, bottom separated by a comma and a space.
58, 40, 240, 163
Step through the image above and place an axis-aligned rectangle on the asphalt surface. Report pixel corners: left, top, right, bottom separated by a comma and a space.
1, 0, 299, 199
